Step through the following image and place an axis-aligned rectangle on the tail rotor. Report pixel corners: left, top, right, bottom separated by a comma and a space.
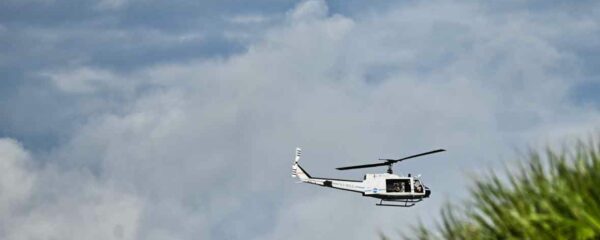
291, 147, 310, 181
292, 147, 301, 178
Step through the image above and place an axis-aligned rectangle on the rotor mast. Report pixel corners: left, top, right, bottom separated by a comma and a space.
381, 160, 396, 174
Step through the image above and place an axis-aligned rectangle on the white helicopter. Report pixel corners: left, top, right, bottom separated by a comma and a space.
292, 147, 445, 207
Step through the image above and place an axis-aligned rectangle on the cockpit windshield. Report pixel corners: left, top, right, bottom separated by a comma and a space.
414, 179, 424, 193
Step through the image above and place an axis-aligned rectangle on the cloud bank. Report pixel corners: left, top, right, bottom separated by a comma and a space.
1, 0, 599, 239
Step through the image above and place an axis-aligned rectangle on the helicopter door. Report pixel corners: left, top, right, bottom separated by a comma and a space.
386, 179, 410, 193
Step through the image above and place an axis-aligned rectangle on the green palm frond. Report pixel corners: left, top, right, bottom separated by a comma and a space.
398, 137, 600, 240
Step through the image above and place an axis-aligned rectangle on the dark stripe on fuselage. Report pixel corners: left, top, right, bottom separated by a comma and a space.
312, 177, 362, 183
306, 181, 364, 193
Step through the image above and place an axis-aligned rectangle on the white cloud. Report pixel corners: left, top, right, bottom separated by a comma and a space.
0, 139, 34, 219
289, 0, 328, 21
7, 186, 141, 240
0, 138, 143, 240
44, 67, 125, 94
228, 14, 270, 24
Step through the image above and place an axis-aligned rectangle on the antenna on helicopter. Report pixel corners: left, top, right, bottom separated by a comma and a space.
336, 149, 445, 174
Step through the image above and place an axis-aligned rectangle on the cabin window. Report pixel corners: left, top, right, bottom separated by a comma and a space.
386, 179, 411, 193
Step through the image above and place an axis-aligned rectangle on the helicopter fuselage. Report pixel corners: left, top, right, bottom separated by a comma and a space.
292, 163, 431, 207
300, 171, 431, 200
292, 147, 440, 207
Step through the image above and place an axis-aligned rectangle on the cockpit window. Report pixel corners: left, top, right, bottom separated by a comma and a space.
414, 180, 424, 193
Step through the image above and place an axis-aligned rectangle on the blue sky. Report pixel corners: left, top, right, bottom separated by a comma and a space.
0, 0, 599, 239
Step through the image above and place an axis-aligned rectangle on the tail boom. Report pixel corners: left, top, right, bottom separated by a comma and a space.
292, 147, 365, 193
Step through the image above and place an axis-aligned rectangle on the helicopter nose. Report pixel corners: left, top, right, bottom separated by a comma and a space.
425, 188, 431, 198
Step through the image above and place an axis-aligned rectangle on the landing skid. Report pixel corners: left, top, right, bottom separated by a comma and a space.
376, 198, 422, 207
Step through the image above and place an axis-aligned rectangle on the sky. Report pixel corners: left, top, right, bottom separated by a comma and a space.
1, 0, 599, 239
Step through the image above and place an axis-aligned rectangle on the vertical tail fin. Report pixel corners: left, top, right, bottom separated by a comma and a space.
292, 147, 310, 181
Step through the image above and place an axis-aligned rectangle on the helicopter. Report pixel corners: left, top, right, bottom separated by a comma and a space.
291, 147, 445, 207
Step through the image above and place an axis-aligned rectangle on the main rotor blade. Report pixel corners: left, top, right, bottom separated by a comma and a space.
337, 149, 445, 171
336, 162, 390, 170
392, 149, 446, 162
